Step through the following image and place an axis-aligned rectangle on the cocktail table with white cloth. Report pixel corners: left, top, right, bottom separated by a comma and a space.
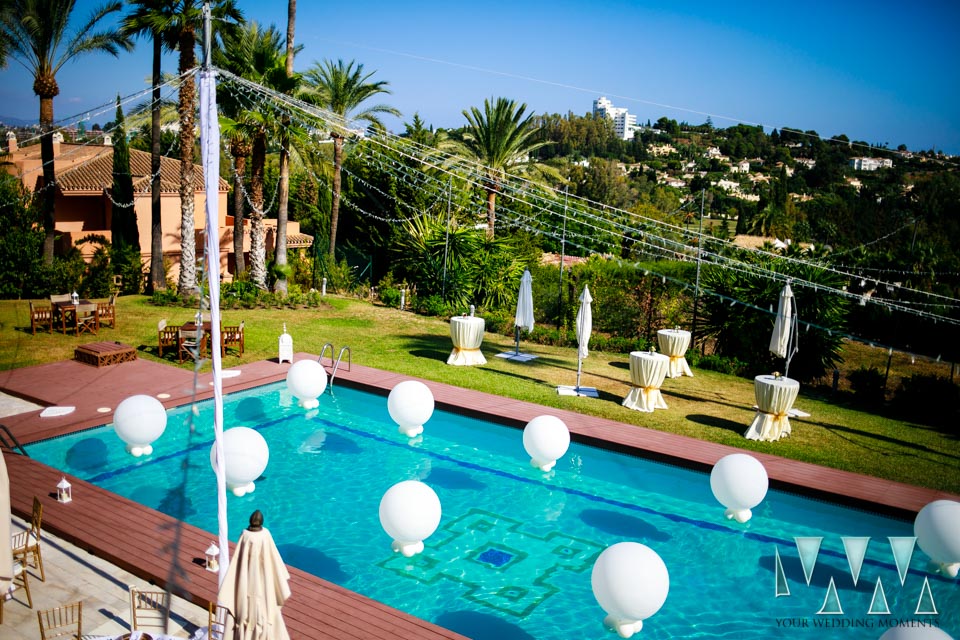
744, 374, 800, 441
622, 351, 670, 412
656, 329, 693, 377
447, 316, 487, 365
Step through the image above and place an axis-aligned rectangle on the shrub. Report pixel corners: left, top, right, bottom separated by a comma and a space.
692, 353, 750, 377
379, 287, 401, 308
150, 289, 181, 306
847, 366, 886, 406
416, 294, 452, 317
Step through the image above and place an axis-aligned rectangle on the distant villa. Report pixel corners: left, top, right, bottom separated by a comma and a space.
593, 97, 638, 141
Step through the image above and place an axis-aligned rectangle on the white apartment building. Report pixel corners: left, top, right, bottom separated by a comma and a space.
850, 157, 893, 171
593, 96, 637, 141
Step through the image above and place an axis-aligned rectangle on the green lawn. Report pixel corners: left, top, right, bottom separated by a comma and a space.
2, 295, 958, 494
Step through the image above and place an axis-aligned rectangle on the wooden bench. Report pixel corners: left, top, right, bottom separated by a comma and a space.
74, 342, 137, 367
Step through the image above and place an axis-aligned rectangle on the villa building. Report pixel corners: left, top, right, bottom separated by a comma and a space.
849, 157, 893, 171
2, 133, 311, 284
593, 97, 637, 141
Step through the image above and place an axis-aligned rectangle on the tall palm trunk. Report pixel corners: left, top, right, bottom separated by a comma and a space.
485, 186, 497, 240
231, 146, 249, 276
249, 132, 267, 288
177, 28, 198, 295
329, 133, 344, 258
38, 92, 56, 264
149, 35, 164, 292
273, 0, 296, 295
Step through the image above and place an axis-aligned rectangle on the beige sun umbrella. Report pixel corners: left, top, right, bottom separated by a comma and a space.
218, 511, 291, 640
0, 450, 11, 592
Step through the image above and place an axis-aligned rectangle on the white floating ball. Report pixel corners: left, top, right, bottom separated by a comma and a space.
523, 415, 570, 472
113, 394, 167, 457
286, 360, 327, 409
592, 542, 669, 638
879, 627, 956, 640
915, 500, 960, 578
710, 453, 768, 523
379, 480, 441, 557
388, 380, 435, 438
211, 427, 269, 497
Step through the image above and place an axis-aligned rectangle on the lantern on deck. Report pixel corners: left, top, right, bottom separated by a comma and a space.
205, 542, 220, 572
56, 477, 72, 503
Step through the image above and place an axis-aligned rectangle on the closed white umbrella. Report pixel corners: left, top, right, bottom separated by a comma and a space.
769, 283, 798, 377
0, 450, 11, 593
513, 270, 535, 354
218, 511, 291, 640
558, 285, 598, 396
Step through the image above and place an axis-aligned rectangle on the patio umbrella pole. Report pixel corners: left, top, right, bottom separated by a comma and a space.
515, 326, 520, 355
575, 356, 583, 391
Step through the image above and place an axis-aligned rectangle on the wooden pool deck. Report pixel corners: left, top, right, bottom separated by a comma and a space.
1, 355, 957, 639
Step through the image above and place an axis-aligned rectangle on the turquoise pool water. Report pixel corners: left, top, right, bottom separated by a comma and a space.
27, 382, 958, 639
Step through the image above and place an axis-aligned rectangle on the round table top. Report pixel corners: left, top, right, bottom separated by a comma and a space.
451, 316, 484, 326
754, 374, 799, 389
631, 350, 670, 362
657, 328, 690, 337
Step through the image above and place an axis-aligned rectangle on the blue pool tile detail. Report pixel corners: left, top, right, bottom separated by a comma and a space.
478, 548, 514, 568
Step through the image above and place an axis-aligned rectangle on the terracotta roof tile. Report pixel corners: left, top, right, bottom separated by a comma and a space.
56, 146, 228, 194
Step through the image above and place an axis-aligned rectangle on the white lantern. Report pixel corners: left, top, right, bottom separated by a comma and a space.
211, 427, 269, 497
915, 499, 960, 578
56, 477, 72, 503
286, 360, 327, 409
710, 453, 768, 523
387, 380, 435, 438
879, 627, 956, 640
204, 542, 220, 572
378, 480, 442, 557
592, 542, 670, 638
522, 415, 570, 472
113, 394, 167, 457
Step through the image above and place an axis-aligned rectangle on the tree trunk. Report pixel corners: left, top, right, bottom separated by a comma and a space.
273, 0, 297, 294
177, 29, 198, 296
149, 35, 165, 293
329, 134, 343, 258
39, 96, 55, 265
486, 188, 497, 239
232, 154, 247, 276
249, 133, 267, 289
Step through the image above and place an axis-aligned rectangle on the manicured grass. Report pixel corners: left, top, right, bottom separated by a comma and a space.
2, 295, 957, 494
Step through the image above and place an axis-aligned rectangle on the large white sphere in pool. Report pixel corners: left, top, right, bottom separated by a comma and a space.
592, 542, 670, 638
286, 360, 327, 409
879, 627, 956, 640
710, 453, 768, 523
379, 480, 441, 557
523, 415, 570, 472
387, 380, 435, 438
113, 394, 167, 457
210, 427, 269, 497
915, 499, 960, 578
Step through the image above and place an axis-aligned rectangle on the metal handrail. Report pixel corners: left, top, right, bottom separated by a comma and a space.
0, 424, 29, 456
318, 343, 335, 367
329, 346, 351, 386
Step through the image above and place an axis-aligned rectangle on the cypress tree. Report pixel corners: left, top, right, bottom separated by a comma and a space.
111, 95, 139, 250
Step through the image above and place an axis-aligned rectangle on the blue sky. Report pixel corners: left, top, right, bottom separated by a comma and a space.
1, 0, 958, 153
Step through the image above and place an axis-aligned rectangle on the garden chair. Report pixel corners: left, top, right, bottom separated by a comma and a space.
97, 293, 117, 329
129, 586, 170, 633
222, 320, 245, 357
208, 602, 233, 640
37, 601, 82, 640
178, 326, 201, 363
158, 319, 180, 358
49, 294, 71, 331
30, 301, 54, 334
11, 496, 44, 581
75, 303, 99, 336
0, 547, 32, 623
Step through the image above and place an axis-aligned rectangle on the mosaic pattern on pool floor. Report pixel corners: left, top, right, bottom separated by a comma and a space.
379, 509, 604, 617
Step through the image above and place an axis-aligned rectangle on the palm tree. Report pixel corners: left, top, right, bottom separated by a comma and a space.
0, 0, 131, 264
273, 0, 296, 295
459, 97, 551, 239
302, 58, 400, 258
122, 0, 173, 293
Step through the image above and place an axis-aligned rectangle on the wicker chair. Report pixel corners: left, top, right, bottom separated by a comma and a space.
37, 601, 82, 640
30, 301, 54, 334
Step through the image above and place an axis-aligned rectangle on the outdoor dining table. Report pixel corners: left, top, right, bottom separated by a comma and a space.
657, 328, 693, 378
52, 299, 93, 334
447, 316, 487, 365
622, 350, 670, 412
744, 374, 800, 441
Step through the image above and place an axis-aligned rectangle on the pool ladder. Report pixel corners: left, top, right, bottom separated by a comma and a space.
318, 343, 351, 387
0, 424, 28, 456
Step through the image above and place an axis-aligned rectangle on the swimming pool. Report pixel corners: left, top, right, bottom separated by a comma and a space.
27, 381, 959, 639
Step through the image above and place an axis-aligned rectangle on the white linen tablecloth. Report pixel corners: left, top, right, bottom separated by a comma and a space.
447, 316, 487, 366
656, 329, 693, 378
622, 351, 670, 412
744, 375, 800, 441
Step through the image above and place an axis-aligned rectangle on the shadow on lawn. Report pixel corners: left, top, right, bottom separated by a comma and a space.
686, 413, 747, 435
811, 420, 960, 463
